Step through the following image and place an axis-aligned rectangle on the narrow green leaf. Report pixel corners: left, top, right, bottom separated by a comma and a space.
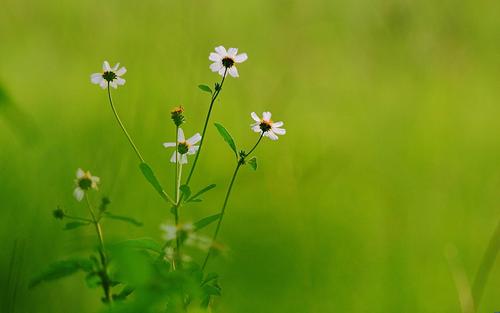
64, 221, 90, 230
202, 272, 219, 285
180, 184, 191, 200
203, 284, 222, 296
29, 258, 93, 288
113, 285, 135, 301
139, 162, 168, 202
194, 213, 222, 231
112, 238, 163, 254
188, 184, 216, 202
85, 272, 102, 288
198, 84, 212, 94
247, 157, 257, 171
103, 213, 143, 227
214, 123, 237, 157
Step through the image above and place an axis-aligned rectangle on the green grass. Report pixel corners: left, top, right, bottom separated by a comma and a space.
1, 0, 500, 312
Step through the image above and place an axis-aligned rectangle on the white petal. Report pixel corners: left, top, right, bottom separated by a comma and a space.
163, 142, 176, 148
91, 73, 103, 84
251, 112, 260, 122
92, 176, 100, 183
103, 61, 111, 72
265, 131, 279, 141
76, 168, 85, 178
181, 154, 188, 164
252, 125, 261, 133
234, 53, 248, 63
99, 80, 108, 89
188, 145, 199, 155
228, 66, 239, 77
74, 188, 84, 201
215, 46, 227, 56
170, 151, 179, 163
209, 53, 222, 62
112, 63, 120, 71
272, 127, 286, 135
210, 62, 223, 73
227, 48, 238, 57
177, 128, 185, 142
110, 81, 118, 89
218, 67, 227, 76
263, 112, 272, 121
272, 121, 283, 128
116, 67, 127, 76
187, 133, 202, 145
115, 77, 126, 85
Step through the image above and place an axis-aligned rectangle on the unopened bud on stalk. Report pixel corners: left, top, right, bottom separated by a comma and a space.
53, 207, 65, 220
171, 106, 185, 127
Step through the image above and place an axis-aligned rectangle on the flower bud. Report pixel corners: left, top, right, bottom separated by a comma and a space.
53, 207, 65, 220
170, 106, 185, 127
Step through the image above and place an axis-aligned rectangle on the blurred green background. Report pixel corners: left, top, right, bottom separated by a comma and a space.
1, 0, 500, 312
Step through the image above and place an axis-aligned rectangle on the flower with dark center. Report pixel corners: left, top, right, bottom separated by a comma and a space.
73, 168, 100, 201
91, 61, 127, 89
209, 46, 248, 78
250, 111, 286, 141
163, 128, 202, 164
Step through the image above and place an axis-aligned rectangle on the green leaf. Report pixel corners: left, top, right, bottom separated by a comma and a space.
214, 123, 237, 157
29, 258, 93, 288
103, 213, 143, 227
64, 221, 90, 230
180, 184, 191, 200
188, 184, 216, 202
247, 157, 257, 171
139, 162, 169, 202
85, 272, 102, 288
112, 238, 163, 254
203, 284, 222, 296
202, 272, 219, 285
113, 285, 135, 301
194, 213, 221, 231
198, 84, 212, 94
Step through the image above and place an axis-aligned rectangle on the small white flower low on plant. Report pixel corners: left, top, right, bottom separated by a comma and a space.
163, 128, 202, 164
250, 111, 286, 140
90, 61, 126, 89
73, 168, 100, 201
209, 46, 248, 78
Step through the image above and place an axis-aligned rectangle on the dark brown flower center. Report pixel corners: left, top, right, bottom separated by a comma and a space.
222, 57, 235, 68
102, 71, 117, 82
177, 142, 189, 154
259, 121, 272, 132
78, 177, 92, 190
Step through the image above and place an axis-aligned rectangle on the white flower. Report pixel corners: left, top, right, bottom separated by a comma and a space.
250, 111, 286, 140
209, 46, 248, 78
90, 61, 127, 89
163, 128, 202, 164
160, 223, 194, 241
73, 168, 100, 201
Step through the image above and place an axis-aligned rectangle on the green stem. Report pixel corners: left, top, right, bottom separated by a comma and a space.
107, 84, 145, 163
472, 218, 500, 310
245, 133, 264, 157
107, 85, 175, 205
201, 162, 241, 271
85, 194, 113, 305
185, 68, 228, 186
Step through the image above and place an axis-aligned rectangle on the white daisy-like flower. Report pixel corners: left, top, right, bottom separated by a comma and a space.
73, 168, 100, 201
250, 111, 286, 140
90, 61, 127, 89
163, 128, 202, 164
160, 223, 194, 241
209, 46, 248, 78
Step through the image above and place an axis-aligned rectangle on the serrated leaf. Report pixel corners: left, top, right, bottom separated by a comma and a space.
247, 157, 257, 171
198, 84, 212, 94
188, 184, 216, 202
139, 162, 169, 202
29, 258, 93, 288
103, 213, 143, 227
64, 221, 90, 230
180, 185, 191, 200
194, 213, 221, 231
214, 123, 237, 158
112, 238, 163, 254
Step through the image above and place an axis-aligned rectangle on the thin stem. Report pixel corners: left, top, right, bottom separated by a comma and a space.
85, 194, 113, 305
201, 162, 241, 271
472, 218, 500, 310
246, 133, 264, 157
185, 68, 228, 186
107, 84, 145, 163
